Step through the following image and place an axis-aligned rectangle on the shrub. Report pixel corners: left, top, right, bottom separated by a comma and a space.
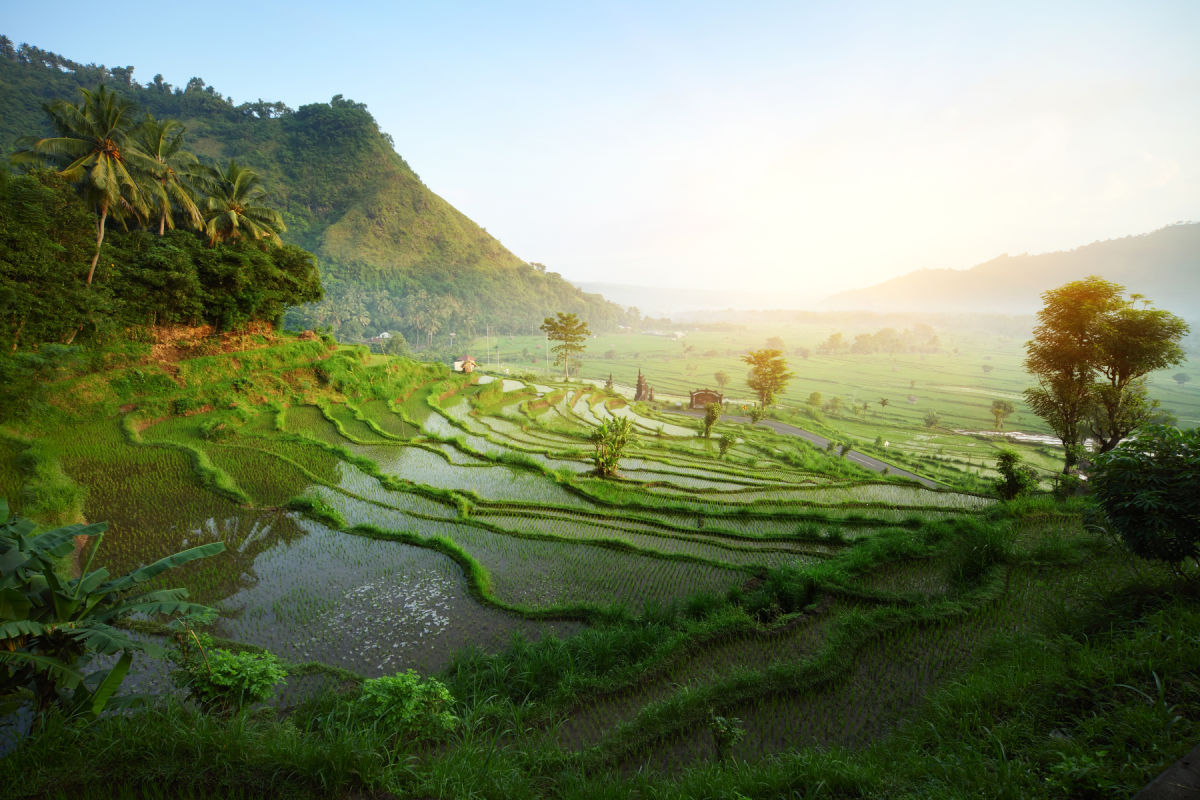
1091, 425, 1200, 568
174, 643, 287, 716
592, 417, 637, 477
351, 670, 457, 742
994, 449, 1038, 500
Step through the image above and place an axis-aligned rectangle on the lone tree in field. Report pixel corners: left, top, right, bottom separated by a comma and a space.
1175, 373, 1192, 387
991, 399, 1015, 430
540, 312, 590, 381
742, 349, 793, 409
714, 371, 729, 390
1024, 276, 1188, 473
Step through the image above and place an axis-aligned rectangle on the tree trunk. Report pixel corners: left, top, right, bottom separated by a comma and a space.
10, 314, 26, 352
86, 201, 109, 286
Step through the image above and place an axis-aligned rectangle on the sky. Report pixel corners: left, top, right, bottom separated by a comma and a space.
4, 0, 1199, 301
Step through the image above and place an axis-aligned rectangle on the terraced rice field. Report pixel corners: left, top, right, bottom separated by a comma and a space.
13, 358, 1056, 774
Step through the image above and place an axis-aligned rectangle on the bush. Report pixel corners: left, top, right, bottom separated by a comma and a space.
994, 449, 1038, 500
1091, 425, 1200, 568
174, 644, 287, 716
351, 670, 457, 742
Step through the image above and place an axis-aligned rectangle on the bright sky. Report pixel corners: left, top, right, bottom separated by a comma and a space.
4, 0, 1199, 300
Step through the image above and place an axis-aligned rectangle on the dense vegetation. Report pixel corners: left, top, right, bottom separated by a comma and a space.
0, 38, 638, 345
0, 170, 321, 350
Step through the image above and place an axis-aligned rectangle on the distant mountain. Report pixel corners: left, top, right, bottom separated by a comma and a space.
572, 282, 818, 317
0, 38, 634, 341
825, 223, 1200, 316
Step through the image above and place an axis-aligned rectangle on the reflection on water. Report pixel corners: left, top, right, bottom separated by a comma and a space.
214, 516, 578, 677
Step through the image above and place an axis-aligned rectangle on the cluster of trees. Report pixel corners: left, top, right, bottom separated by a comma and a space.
816, 324, 940, 356
2, 87, 319, 349
1024, 277, 1188, 473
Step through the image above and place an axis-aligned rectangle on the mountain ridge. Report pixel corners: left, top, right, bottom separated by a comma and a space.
824, 222, 1200, 315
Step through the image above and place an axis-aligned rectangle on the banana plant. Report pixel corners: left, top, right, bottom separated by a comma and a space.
0, 499, 224, 721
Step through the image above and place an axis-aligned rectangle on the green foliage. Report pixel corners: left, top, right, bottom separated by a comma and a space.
1025, 276, 1189, 472
702, 402, 722, 438
994, 449, 1038, 500
741, 348, 792, 407
592, 416, 637, 478
708, 708, 746, 763
923, 409, 941, 428
718, 433, 736, 459
540, 312, 590, 380
174, 642, 287, 715
943, 516, 1010, 588
1091, 425, 1200, 567
0, 503, 222, 718
351, 670, 457, 742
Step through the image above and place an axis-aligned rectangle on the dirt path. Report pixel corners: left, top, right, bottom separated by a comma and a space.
667, 410, 940, 489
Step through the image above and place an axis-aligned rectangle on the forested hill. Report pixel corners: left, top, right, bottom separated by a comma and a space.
0, 38, 635, 344
824, 222, 1200, 316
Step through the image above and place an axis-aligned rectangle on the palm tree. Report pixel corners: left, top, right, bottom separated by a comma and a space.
192, 160, 285, 246
133, 116, 201, 235
14, 85, 153, 285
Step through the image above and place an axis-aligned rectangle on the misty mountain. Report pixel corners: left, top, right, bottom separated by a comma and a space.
824, 223, 1200, 316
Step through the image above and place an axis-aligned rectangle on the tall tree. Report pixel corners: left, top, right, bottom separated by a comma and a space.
742, 349, 793, 408
540, 312, 590, 381
192, 160, 285, 246
133, 116, 201, 235
1024, 276, 1188, 472
14, 85, 153, 285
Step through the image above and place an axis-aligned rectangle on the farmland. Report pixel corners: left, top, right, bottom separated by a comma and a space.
2, 330, 1197, 799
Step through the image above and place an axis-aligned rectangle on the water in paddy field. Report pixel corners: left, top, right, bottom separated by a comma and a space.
212, 516, 579, 677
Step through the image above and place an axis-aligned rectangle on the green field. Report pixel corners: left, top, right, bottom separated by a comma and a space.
2, 334, 1196, 799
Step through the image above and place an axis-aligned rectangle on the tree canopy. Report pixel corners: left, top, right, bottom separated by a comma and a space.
540, 312, 590, 381
1023, 276, 1188, 472
742, 349, 793, 408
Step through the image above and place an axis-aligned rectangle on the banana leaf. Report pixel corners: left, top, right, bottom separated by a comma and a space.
98, 541, 225, 593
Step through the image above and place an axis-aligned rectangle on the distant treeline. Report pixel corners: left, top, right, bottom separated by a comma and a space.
816, 324, 941, 355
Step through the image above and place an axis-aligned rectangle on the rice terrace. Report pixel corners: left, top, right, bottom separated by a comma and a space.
3, 11, 1200, 800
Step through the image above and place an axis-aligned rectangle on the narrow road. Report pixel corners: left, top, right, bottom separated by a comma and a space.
667, 410, 940, 489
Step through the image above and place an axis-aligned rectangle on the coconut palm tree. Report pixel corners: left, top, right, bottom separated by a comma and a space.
14, 85, 153, 285
133, 116, 201, 235
192, 160, 285, 246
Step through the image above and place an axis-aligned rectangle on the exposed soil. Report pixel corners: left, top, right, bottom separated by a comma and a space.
144, 322, 288, 382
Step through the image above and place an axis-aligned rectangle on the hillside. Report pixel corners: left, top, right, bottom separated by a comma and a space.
0, 38, 634, 343
825, 222, 1200, 316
